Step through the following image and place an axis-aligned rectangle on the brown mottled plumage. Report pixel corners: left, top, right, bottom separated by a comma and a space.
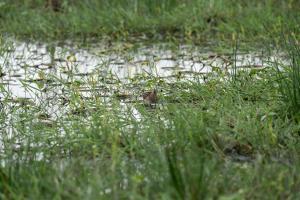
143, 89, 158, 105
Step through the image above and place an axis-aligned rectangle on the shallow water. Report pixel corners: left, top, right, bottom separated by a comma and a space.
0, 39, 284, 123
0, 39, 273, 100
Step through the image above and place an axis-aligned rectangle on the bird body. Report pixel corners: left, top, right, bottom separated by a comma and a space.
142, 89, 158, 105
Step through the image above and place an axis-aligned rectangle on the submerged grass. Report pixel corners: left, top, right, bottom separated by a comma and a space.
0, 0, 299, 45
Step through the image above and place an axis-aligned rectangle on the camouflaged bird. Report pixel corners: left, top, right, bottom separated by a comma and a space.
142, 89, 158, 105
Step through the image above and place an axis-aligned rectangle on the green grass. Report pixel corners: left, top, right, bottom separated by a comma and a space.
1, 57, 300, 199
1, 1, 300, 198
274, 33, 300, 119
0, 0, 299, 45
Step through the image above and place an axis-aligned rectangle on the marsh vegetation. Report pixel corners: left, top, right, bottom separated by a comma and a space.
0, 0, 300, 199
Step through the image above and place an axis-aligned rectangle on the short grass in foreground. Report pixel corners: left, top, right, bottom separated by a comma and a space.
1, 61, 300, 199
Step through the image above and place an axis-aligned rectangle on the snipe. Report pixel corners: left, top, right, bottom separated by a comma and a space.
142, 89, 158, 106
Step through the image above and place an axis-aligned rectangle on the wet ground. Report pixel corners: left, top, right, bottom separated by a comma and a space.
0, 39, 287, 162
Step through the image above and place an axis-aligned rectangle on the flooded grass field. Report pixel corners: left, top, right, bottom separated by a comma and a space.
0, 0, 300, 199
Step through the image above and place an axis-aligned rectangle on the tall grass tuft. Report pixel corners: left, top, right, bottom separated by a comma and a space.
274, 33, 300, 118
